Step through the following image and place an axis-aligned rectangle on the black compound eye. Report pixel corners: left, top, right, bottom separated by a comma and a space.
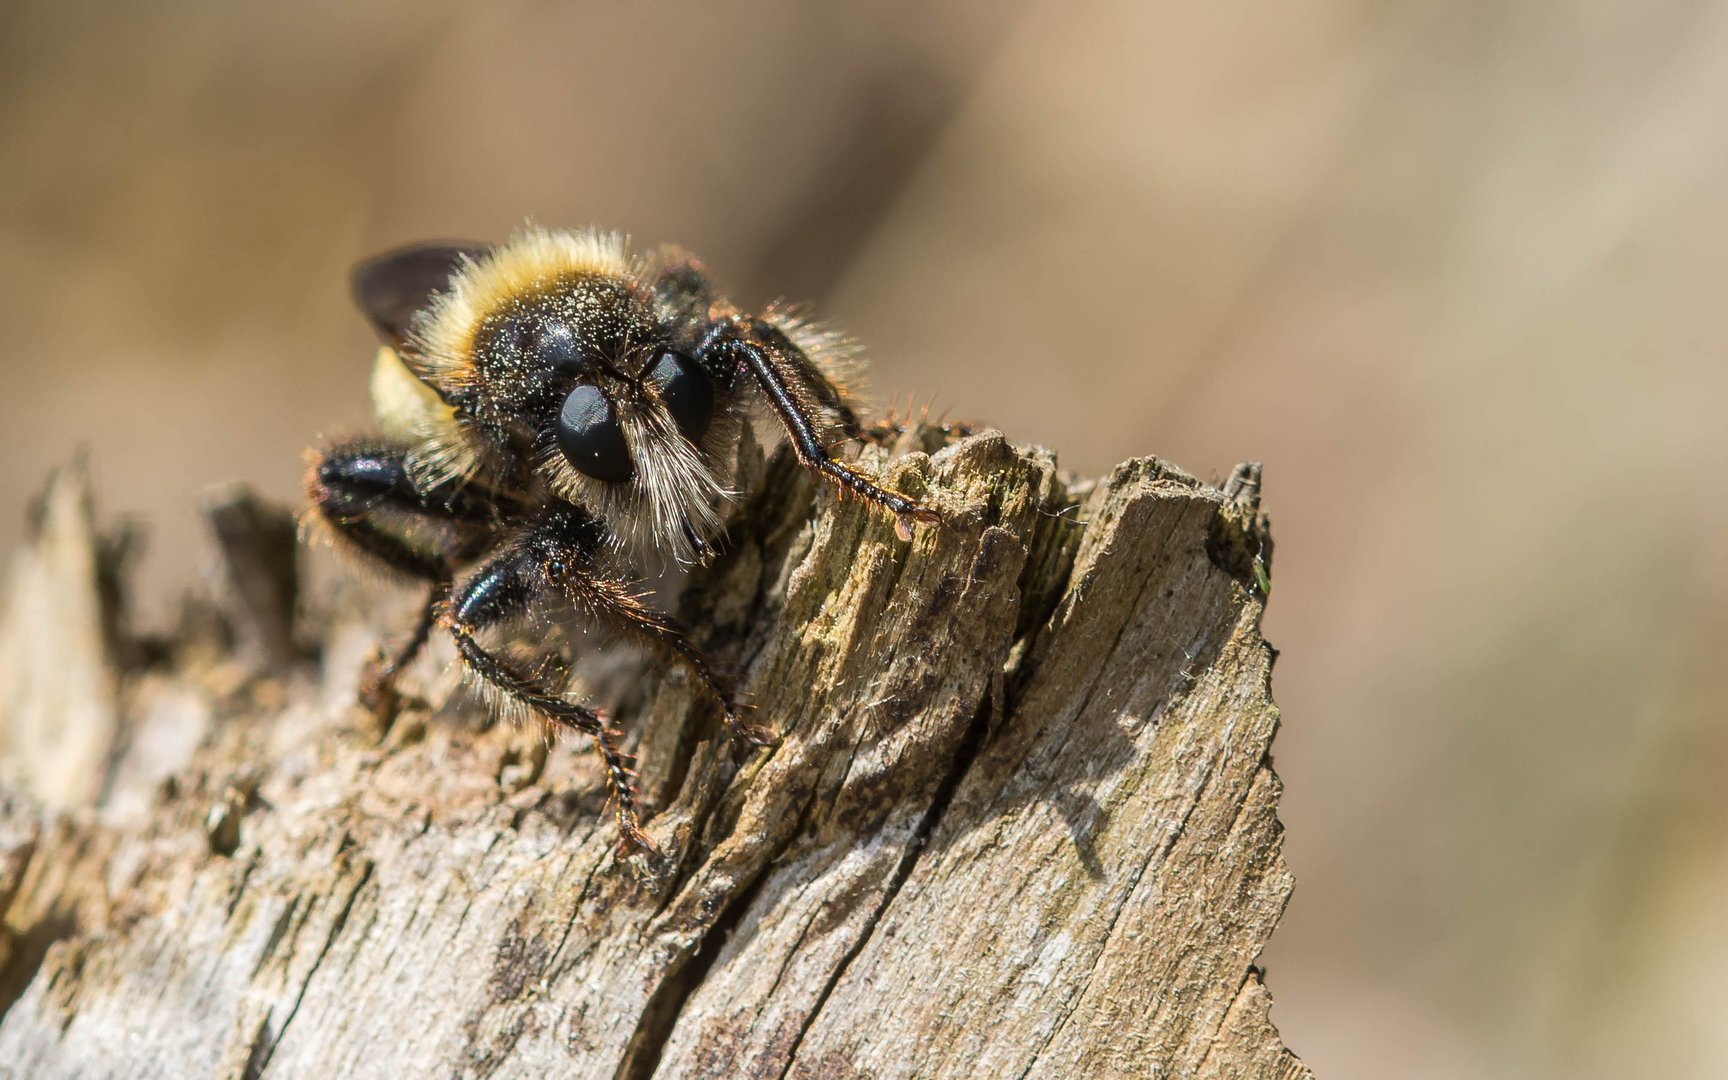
556, 384, 634, 482
645, 350, 714, 443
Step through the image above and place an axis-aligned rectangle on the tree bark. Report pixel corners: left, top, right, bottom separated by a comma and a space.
0, 428, 1309, 1079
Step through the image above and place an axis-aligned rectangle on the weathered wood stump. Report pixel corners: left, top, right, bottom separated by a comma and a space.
0, 426, 1308, 1078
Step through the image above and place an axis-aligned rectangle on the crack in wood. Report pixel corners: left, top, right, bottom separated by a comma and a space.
779, 683, 997, 1078
247, 859, 375, 1077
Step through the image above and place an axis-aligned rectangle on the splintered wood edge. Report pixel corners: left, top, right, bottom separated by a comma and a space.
0, 431, 1309, 1079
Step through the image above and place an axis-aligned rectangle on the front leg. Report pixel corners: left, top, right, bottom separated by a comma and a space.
445, 532, 652, 856
697, 316, 942, 540
444, 505, 762, 855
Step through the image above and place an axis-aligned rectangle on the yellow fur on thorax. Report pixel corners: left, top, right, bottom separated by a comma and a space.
369, 345, 484, 492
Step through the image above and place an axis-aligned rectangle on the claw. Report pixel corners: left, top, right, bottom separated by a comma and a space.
615, 823, 658, 858
724, 715, 779, 752
358, 648, 425, 719
894, 505, 942, 541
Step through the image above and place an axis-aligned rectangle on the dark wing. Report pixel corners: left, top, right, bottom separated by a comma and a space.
352, 242, 491, 352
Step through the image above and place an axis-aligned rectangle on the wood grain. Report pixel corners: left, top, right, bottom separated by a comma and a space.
0, 429, 1307, 1079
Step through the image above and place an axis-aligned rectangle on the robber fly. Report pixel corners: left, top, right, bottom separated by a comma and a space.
305, 227, 940, 854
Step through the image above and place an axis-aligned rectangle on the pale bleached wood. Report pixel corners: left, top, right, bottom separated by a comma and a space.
0, 428, 1308, 1079
0, 460, 121, 808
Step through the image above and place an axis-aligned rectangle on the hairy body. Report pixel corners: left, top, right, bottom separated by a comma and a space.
306, 228, 938, 854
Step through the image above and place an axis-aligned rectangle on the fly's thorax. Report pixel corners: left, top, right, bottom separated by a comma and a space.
456, 274, 658, 427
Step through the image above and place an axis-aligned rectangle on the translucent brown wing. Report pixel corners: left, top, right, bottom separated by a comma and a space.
351, 242, 491, 353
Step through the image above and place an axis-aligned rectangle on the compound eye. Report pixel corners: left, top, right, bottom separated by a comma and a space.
645, 350, 714, 443
556, 384, 634, 482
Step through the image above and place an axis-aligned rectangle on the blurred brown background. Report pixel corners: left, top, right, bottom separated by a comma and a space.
3, 2, 1725, 1075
